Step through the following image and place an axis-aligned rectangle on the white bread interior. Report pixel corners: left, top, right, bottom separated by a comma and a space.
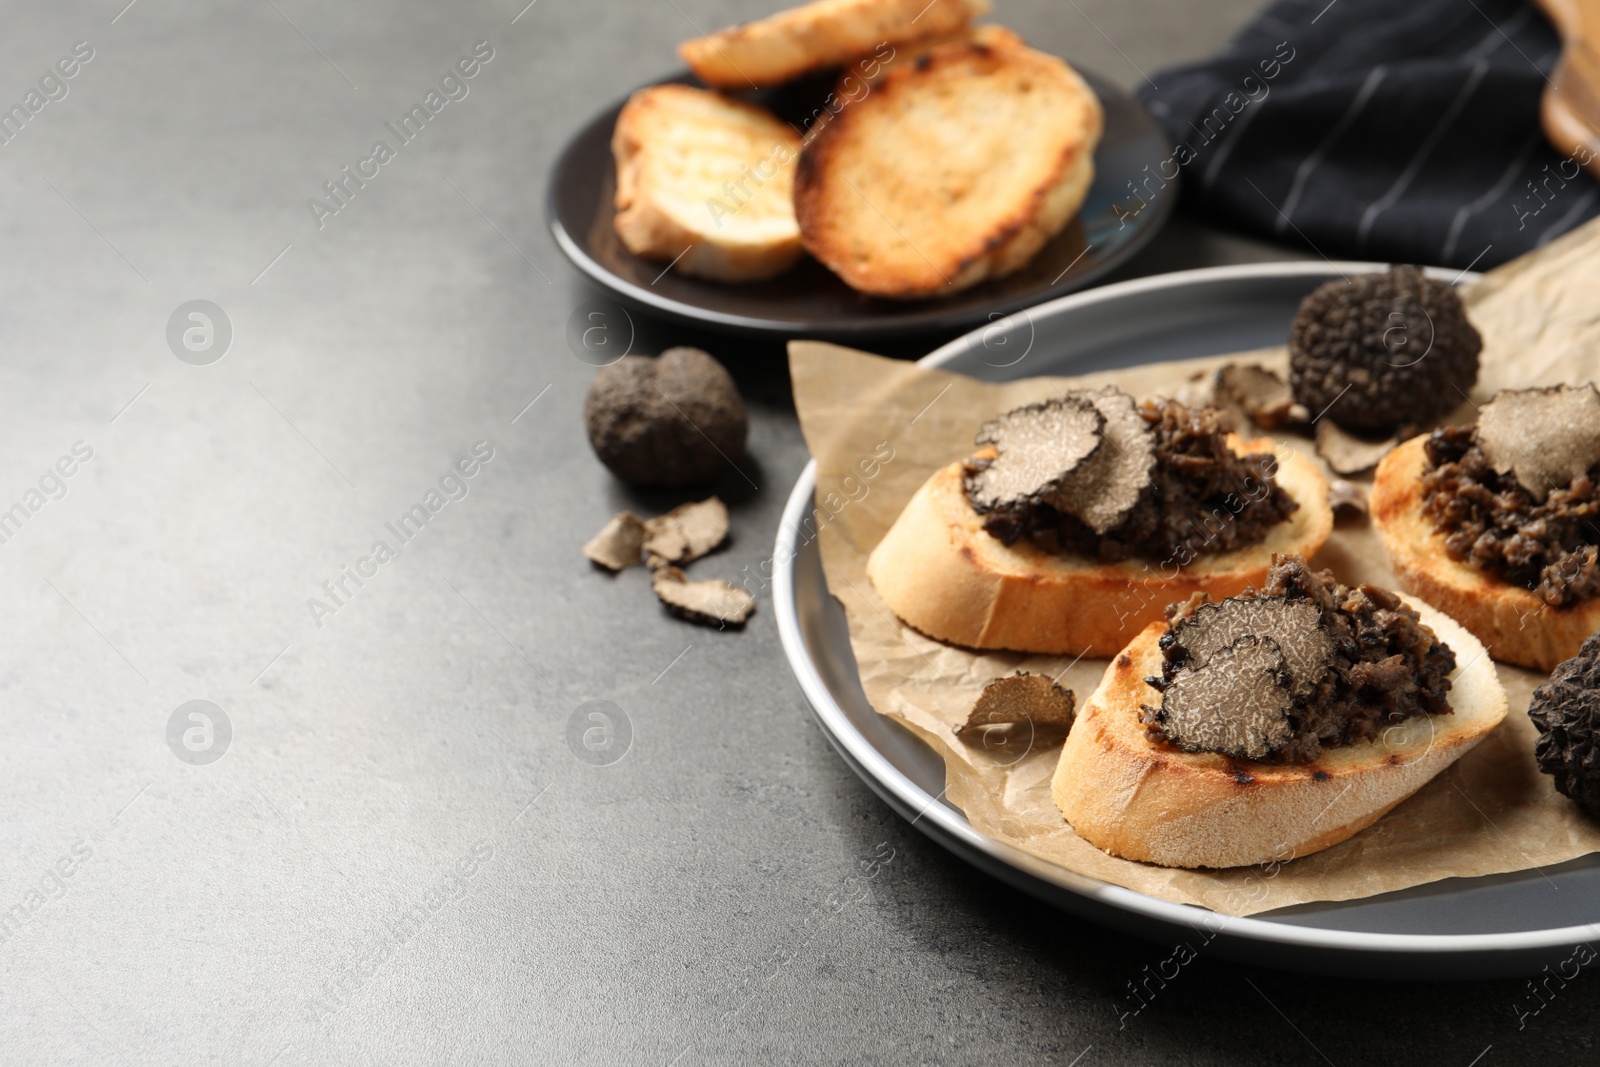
611, 85, 802, 283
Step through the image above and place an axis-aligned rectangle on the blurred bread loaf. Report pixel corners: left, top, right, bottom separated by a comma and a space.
611, 85, 802, 282
794, 34, 1102, 298
679, 0, 991, 89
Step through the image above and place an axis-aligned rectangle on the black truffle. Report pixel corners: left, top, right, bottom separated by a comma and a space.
1528, 631, 1600, 818
584, 347, 748, 487
1289, 265, 1481, 434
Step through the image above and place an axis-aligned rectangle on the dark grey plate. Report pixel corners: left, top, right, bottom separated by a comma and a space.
546, 68, 1174, 339
774, 261, 1600, 979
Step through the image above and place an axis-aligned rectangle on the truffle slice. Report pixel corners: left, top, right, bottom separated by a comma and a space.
1047, 387, 1158, 534
1528, 631, 1600, 818
1216, 363, 1295, 431
966, 398, 1104, 513
643, 497, 729, 568
1156, 635, 1295, 760
651, 566, 756, 628
582, 511, 646, 571
1315, 419, 1399, 476
1476, 384, 1600, 502
955, 671, 1076, 743
1167, 595, 1332, 697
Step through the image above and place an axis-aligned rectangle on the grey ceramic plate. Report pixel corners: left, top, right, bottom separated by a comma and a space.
774, 261, 1600, 980
546, 68, 1173, 339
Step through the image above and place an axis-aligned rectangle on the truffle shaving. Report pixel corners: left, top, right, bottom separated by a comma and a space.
966, 398, 1104, 513
1215, 363, 1295, 431
582, 511, 646, 571
1047, 387, 1158, 534
643, 497, 729, 568
651, 566, 755, 628
1166, 596, 1332, 697
1315, 419, 1400, 476
955, 671, 1076, 743
1155, 635, 1295, 760
1327, 479, 1369, 517
1475, 384, 1600, 502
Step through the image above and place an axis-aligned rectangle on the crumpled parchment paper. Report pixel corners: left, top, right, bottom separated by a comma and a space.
789, 218, 1600, 916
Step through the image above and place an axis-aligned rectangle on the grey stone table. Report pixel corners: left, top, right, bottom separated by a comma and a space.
1, 0, 1593, 1064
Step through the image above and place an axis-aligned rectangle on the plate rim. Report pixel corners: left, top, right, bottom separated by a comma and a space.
773, 258, 1600, 957
544, 68, 1177, 339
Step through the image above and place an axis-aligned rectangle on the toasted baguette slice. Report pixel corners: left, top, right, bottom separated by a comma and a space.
840, 23, 1025, 89
866, 436, 1332, 656
1051, 597, 1507, 869
611, 85, 801, 282
1371, 434, 1600, 672
794, 37, 1102, 298
679, 0, 990, 89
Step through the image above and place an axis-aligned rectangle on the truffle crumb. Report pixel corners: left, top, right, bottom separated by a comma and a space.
1165, 595, 1333, 697
651, 566, 756, 628
1047, 387, 1158, 534
582, 511, 645, 571
1475, 384, 1600, 502
1155, 635, 1295, 760
1315, 419, 1401, 476
955, 671, 1076, 744
1215, 363, 1295, 431
643, 497, 729, 569
1328, 479, 1369, 517
1289, 265, 1481, 434
1528, 631, 1600, 818
967, 398, 1104, 513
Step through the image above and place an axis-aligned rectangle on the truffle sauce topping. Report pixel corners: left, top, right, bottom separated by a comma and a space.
963, 391, 1298, 564
1141, 555, 1456, 764
1420, 384, 1600, 608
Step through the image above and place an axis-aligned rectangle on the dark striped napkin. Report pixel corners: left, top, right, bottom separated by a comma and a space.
1136, 0, 1600, 270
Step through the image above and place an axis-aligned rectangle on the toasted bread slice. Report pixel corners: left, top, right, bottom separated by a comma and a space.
1371, 434, 1600, 672
794, 37, 1102, 298
1050, 596, 1507, 869
611, 85, 802, 282
679, 0, 990, 89
866, 436, 1333, 657
839, 22, 1024, 90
